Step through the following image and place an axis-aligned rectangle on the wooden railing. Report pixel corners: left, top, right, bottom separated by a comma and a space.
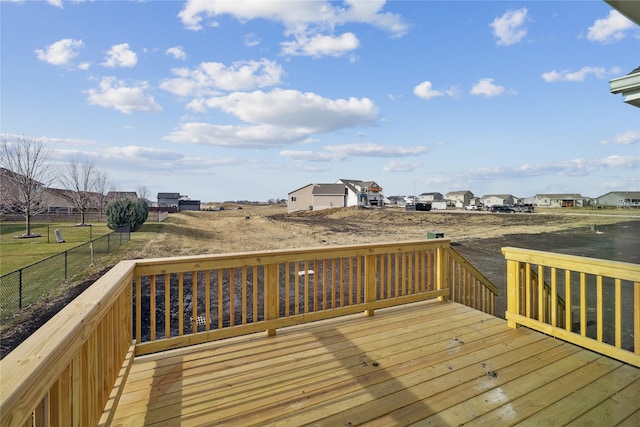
131, 240, 497, 355
0, 261, 136, 427
502, 247, 640, 368
0, 240, 496, 426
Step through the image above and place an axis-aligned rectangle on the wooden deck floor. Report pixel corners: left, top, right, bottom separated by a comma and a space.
110, 300, 640, 426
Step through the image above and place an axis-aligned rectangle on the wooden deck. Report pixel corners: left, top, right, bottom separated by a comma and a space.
110, 300, 640, 426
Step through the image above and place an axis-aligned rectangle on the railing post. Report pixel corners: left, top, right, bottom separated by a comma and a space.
436, 246, 449, 302
364, 254, 376, 316
265, 264, 278, 336
506, 258, 520, 329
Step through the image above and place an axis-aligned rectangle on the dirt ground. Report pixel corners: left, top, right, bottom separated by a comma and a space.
2, 206, 638, 358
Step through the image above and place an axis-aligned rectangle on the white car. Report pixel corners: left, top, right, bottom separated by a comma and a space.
464, 205, 480, 211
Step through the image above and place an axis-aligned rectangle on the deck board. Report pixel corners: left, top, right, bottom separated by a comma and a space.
109, 300, 640, 426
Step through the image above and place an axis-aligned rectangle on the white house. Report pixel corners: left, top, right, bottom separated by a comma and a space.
596, 191, 640, 208
418, 192, 443, 203
287, 179, 383, 213
533, 194, 588, 208
481, 194, 516, 208
445, 190, 474, 208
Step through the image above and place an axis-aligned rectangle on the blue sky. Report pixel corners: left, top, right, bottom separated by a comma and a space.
1, 0, 639, 202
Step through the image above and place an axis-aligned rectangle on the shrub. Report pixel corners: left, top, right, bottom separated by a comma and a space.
105, 198, 148, 231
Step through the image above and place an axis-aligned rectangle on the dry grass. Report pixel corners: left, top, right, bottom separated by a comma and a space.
119, 206, 640, 260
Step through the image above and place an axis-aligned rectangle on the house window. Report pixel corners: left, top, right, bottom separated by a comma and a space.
291, 196, 296, 201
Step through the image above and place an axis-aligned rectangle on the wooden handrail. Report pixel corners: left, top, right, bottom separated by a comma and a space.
0, 240, 498, 425
0, 261, 135, 427
502, 247, 640, 367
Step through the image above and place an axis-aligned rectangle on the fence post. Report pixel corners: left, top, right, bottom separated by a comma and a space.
18, 270, 23, 310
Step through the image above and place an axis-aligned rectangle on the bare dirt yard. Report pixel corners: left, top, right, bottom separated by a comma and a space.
2, 206, 639, 358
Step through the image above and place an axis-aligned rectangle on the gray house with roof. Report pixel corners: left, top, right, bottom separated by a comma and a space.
287, 179, 383, 213
533, 194, 588, 208
596, 191, 640, 208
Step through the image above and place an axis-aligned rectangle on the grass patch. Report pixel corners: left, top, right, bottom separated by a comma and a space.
0, 222, 113, 275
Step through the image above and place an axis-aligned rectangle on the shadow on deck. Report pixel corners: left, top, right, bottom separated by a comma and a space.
111, 300, 640, 426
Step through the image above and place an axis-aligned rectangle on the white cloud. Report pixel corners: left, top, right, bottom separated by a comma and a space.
102, 43, 137, 68
413, 81, 443, 99
600, 130, 640, 145
281, 32, 359, 57
470, 78, 505, 97
165, 123, 309, 148
166, 46, 187, 60
382, 160, 422, 172
520, 155, 640, 177
166, 90, 379, 148
103, 145, 183, 161
35, 38, 83, 66
85, 77, 162, 114
541, 66, 618, 82
490, 8, 528, 46
178, 0, 408, 57
244, 33, 261, 47
195, 89, 379, 133
161, 59, 284, 97
588, 10, 635, 43
281, 143, 427, 162
47, 0, 63, 8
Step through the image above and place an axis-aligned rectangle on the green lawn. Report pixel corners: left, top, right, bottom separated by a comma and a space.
0, 222, 113, 275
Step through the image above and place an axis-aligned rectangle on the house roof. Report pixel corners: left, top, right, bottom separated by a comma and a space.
419, 192, 442, 196
158, 192, 180, 198
107, 191, 137, 199
597, 191, 640, 199
446, 190, 473, 196
481, 194, 515, 199
535, 193, 585, 199
312, 184, 346, 196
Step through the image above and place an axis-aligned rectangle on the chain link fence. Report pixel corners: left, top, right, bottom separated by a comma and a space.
0, 226, 130, 323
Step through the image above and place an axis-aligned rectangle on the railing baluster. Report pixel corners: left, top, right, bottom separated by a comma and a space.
580, 272, 587, 337
229, 268, 235, 326
242, 267, 247, 325
597, 275, 603, 342
165, 273, 170, 338
615, 278, 622, 348
178, 273, 184, 335
205, 270, 211, 331
150, 275, 156, 341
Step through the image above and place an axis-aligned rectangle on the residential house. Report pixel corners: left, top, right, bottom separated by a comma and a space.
445, 190, 474, 208
338, 179, 384, 208
287, 183, 349, 213
157, 193, 180, 209
107, 191, 138, 201
385, 196, 407, 208
179, 200, 201, 211
596, 191, 640, 208
287, 179, 384, 213
481, 194, 516, 208
533, 194, 589, 208
418, 192, 443, 203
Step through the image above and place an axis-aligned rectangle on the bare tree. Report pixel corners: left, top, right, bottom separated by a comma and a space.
94, 170, 110, 220
137, 185, 150, 201
58, 158, 98, 225
0, 135, 54, 237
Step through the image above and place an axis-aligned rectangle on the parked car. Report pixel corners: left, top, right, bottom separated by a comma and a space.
464, 204, 481, 211
513, 204, 534, 213
489, 205, 515, 213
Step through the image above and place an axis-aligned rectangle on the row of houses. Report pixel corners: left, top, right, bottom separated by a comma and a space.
287, 179, 640, 213
1, 168, 202, 215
